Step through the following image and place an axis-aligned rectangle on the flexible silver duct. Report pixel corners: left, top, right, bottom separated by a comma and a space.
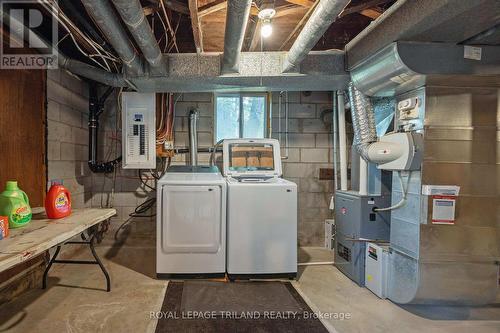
282, 0, 350, 72
347, 82, 377, 161
221, 0, 252, 74
111, 0, 168, 75
81, 0, 143, 75
188, 109, 199, 166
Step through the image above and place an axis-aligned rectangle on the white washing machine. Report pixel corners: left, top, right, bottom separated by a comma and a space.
156, 166, 226, 278
223, 139, 297, 279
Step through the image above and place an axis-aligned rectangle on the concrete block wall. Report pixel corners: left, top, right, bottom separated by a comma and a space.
47, 69, 92, 207
88, 91, 334, 247
2, 69, 93, 306
271, 92, 334, 246
171, 92, 334, 246
90, 91, 156, 242
171, 93, 214, 165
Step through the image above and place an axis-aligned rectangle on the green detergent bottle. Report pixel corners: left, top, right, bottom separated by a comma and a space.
0, 181, 32, 228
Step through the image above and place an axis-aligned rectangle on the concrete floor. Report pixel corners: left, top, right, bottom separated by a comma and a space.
0, 229, 498, 333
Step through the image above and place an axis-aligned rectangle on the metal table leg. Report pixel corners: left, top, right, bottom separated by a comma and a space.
42, 225, 111, 292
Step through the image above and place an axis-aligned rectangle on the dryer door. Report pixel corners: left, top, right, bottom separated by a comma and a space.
161, 185, 221, 253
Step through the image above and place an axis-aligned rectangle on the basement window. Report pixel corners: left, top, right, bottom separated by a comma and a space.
215, 93, 268, 142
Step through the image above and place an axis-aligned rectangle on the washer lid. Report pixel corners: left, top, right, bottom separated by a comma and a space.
222, 139, 282, 177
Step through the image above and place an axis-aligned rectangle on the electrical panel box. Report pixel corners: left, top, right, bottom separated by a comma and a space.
122, 92, 156, 169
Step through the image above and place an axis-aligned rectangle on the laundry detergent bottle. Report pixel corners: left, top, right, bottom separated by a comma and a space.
0, 181, 32, 228
45, 180, 71, 219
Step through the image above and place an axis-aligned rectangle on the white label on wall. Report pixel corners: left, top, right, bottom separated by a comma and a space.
464, 46, 482, 61
422, 185, 460, 196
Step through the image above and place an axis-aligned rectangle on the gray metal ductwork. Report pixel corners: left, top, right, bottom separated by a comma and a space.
59, 55, 128, 87
282, 0, 349, 73
111, 0, 168, 75
188, 109, 199, 166
221, 0, 252, 74
81, 0, 143, 75
345, 0, 500, 70
351, 42, 500, 97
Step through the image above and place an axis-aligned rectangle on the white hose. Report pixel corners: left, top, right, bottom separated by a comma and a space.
374, 171, 411, 212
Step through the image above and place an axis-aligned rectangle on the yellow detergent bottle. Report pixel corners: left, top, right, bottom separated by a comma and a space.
0, 181, 32, 228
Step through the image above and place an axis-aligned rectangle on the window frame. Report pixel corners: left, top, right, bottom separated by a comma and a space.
214, 92, 269, 144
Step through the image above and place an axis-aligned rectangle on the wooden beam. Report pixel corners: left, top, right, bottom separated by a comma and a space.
145, 0, 189, 15
243, 17, 258, 51
188, 0, 203, 53
249, 20, 262, 51
279, 0, 318, 51
360, 8, 382, 19
285, 0, 314, 8
198, 0, 227, 18
143, 5, 158, 16
339, 0, 391, 17
273, 5, 305, 18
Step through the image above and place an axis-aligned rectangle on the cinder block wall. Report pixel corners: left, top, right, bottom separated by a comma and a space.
1, 69, 93, 306
47, 69, 92, 206
170, 92, 334, 246
90, 90, 156, 243
271, 92, 334, 246
90, 91, 333, 247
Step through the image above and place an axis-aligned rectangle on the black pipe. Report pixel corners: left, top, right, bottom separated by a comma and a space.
88, 86, 122, 173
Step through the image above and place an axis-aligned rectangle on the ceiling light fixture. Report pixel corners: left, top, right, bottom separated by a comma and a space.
258, 0, 275, 38
261, 19, 273, 38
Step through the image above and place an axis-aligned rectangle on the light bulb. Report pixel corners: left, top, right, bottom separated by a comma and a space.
261, 21, 273, 38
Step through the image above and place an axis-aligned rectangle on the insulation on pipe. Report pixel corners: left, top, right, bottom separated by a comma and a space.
347, 82, 378, 161
111, 0, 168, 75
81, 0, 143, 75
221, 0, 252, 74
282, 0, 350, 72
59, 56, 127, 87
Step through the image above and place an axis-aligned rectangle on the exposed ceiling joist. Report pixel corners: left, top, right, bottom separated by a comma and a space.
198, 0, 227, 18
272, 5, 305, 18
248, 20, 262, 51
188, 0, 204, 53
279, 0, 318, 50
339, 0, 390, 17
285, 0, 315, 8
145, 0, 189, 15
143, 5, 158, 16
243, 17, 258, 51
360, 8, 382, 19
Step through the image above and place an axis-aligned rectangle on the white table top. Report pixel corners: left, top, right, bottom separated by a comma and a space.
0, 208, 116, 273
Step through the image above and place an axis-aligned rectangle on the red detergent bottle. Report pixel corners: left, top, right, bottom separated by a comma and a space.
45, 180, 72, 219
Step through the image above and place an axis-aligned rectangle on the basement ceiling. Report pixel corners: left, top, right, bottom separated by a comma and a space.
141, 0, 396, 53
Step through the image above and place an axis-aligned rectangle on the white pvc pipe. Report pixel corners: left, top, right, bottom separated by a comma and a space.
337, 92, 348, 191
359, 157, 368, 195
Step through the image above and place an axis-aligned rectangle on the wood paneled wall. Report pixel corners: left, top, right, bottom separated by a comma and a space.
0, 69, 46, 206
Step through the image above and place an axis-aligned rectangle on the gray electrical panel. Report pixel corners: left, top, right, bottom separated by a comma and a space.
334, 191, 391, 286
